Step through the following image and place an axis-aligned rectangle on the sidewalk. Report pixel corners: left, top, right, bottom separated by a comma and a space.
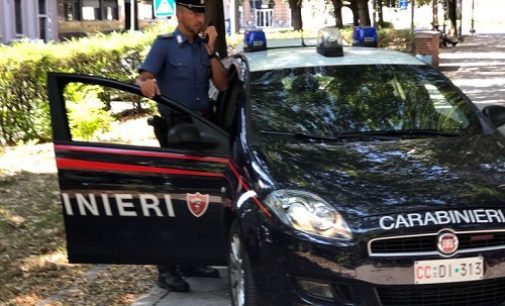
439, 33, 505, 109
130, 267, 231, 306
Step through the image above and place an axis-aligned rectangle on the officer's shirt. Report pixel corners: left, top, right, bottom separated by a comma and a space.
139, 28, 211, 112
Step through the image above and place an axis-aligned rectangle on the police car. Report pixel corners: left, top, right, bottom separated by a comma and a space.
48, 27, 505, 306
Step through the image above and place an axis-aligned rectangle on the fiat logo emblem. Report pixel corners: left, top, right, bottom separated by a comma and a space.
437, 232, 459, 255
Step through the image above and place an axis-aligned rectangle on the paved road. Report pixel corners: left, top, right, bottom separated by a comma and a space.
130, 33, 505, 306
439, 33, 505, 109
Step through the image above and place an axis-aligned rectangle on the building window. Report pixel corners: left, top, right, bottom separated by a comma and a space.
103, 0, 118, 20
39, 0, 46, 14
64, 0, 119, 21
82, 0, 100, 20
39, 16, 47, 40
255, 9, 273, 28
15, 0, 23, 34
64, 0, 81, 21
39, 0, 47, 40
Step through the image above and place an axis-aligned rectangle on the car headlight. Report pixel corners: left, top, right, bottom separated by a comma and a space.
264, 190, 352, 241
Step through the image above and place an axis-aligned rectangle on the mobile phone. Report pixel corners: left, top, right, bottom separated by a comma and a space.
199, 33, 209, 43
200, 22, 214, 43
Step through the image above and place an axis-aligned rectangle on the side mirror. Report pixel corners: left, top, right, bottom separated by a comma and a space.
482, 105, 505, 127
166, 123, 218, 150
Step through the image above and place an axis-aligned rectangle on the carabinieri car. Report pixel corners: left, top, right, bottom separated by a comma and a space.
48, 28, 505, 306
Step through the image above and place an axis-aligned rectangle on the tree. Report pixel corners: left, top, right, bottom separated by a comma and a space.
288, 0, 304, 30
446, 0, 458, 36
334, 0, 372, 27
349, 0, 360, 25
355, 0, 372, 25
332, 0, 344, 28
432, 0, 438, 28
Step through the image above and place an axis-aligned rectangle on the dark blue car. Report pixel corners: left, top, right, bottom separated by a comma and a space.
49, 28, 505, 306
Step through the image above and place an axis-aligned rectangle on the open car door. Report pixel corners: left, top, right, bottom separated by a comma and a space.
47, 73, 233, 265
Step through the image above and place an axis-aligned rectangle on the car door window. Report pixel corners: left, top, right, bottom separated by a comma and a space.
63, 82, 160, 146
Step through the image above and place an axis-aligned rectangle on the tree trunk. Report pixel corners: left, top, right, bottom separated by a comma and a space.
356, 0, 371, 26
447, 0, 457, 36
333, 0, 343, 28
206, 0, 228, 57
288, 0, 303, 30
432, 0, 438, 29
378, 0, 384, 27
349, 1, 359, 26
456, 0, 462, 37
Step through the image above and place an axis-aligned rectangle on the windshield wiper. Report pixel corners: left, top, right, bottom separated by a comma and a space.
354, 129, 461, 138
259, 130, 397, 141
260, 129, 460, 141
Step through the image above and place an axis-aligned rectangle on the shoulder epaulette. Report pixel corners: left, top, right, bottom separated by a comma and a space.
157, 33, 174, 39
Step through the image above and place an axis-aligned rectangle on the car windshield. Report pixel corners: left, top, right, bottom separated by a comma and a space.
249, 65, 482, 140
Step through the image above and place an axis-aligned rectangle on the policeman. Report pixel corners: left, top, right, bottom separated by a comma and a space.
137, 0, 229, 125
136, 0, 229, 292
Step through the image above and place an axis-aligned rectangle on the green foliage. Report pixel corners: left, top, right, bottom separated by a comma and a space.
340, 26, 413, 52
380, 21, 395, 29
65, 85, 114, 140
378, 28, 415, 52
0, 23, 171, 146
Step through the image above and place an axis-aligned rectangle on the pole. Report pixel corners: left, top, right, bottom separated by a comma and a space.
411, 0, 415, 54
372, 0, 377, 28
130, 0, 135, 31
432, 0, 438, 29
470, 0, 475, 34
411, 0, 415, 32
457, 0, 462, 38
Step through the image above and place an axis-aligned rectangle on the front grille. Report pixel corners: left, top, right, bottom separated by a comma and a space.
371, 235, 434, 253
376, 278, 505, 306
369, 230, 505, 257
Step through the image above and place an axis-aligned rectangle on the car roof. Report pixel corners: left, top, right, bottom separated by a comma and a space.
240, 46, 426, 72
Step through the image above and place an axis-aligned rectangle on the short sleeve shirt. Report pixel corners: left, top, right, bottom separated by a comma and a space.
139, 28, 211, 112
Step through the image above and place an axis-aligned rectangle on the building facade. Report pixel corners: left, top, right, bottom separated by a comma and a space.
0, 0, 157, 44
0, 0, 59, 43
1, 0, 497, 44
240, 0, 291, 29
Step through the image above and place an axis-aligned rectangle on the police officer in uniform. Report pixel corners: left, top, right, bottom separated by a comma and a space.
137, 0, 229, 292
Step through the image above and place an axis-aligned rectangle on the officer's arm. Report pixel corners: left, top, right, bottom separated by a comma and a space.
136, 71, 161, 99
204, 26, 229, 92
209, 57, 229, 92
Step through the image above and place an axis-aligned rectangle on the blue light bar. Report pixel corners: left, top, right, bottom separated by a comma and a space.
352, 26, 378, 48
244, 30, 267, 52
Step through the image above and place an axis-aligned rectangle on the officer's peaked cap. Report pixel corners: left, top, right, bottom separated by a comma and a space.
176, 0, 206, 13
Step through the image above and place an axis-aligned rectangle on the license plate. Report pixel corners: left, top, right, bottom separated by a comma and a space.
414, 256, 484, 284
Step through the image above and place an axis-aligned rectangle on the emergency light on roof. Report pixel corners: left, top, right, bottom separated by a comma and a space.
352, 26, 378, 47
244, 30, 267, 52
316, 27, 344, 57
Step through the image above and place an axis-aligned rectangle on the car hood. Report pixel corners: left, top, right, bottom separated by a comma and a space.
253, 134, 505, 220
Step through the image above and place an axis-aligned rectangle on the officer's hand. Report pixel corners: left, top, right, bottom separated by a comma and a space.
139, 78, 161, 99
204, 26, 218, 54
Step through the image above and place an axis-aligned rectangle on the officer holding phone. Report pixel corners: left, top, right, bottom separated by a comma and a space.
137, 0, 229, 292
137, 0, 228, 119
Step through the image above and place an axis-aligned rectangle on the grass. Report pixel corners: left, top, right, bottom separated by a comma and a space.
0, 140, 155, 306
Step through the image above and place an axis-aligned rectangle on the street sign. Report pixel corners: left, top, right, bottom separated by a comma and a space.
154, 0, 175, 18
399, 0, 408, 10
